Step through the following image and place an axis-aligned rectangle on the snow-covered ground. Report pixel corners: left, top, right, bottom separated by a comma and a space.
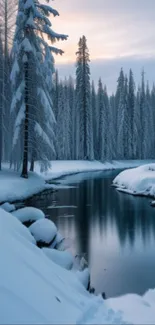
0, 169, 52, 203
113, 164, 155, 200
35, 160, 155, 181
1, 207, 155, 324
0, 160, 153, 203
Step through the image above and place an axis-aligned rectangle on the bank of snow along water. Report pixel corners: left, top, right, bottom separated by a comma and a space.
0, 203, 124, 324
1, 202, 155, 323
113, 164, 155, 203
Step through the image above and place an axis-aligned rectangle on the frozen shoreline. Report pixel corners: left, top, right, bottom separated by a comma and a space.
113, 163, 155, 203
0, 160, 154, 204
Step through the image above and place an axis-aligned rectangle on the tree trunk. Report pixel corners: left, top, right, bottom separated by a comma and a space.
30, 150, 34, 172
21, 60, 29, 178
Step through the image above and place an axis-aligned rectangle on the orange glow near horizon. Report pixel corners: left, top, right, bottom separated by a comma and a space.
51, 0, 155, 66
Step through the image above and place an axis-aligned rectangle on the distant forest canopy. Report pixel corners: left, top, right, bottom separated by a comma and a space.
54, 36, 155, 161
0, 1, 154, 178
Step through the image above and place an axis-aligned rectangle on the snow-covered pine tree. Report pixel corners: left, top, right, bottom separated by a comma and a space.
55, 82, 65, 159
133, 87, 140, 159
97, 78, 105, 162
151, 84, 155, 157
63, 79, 71, 160
123, 76, 129, 159
103, 85, 109, 160
11, 0, 68, 178
75, 36, 94, 160
139, 70, 146, 159
53, 69, 59, 121
0, 0, 17, 163
91, 81, 98, 160
144, 82, 154, 158
116, 68, 125, 159
128, 69, 135, 158
68, 76, 75, 159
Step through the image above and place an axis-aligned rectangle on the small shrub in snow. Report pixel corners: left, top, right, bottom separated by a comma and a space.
29, 219, 57, 247
73, 255, 88, 271
12, 207, 45, 226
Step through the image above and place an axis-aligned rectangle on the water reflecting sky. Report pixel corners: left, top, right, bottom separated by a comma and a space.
26, 170, 155, 298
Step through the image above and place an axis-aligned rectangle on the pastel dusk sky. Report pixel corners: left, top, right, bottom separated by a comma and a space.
52, 0, 155, 92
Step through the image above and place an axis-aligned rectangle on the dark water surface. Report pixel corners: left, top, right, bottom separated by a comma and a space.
25, 169, 155, 298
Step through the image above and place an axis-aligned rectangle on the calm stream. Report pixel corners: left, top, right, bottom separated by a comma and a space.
25, 169, 155, 298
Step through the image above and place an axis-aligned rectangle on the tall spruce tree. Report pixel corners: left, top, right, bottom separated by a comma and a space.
75, 36, 94, 160
97, 78, 105, 162
128, 69, 135, 158
139, 70, 146, 159
116, 68, 125, 158
11, 0, 67, 178
91, 81, 98, 159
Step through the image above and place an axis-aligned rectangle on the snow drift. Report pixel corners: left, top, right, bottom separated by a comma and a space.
113, 163, 155, 198
1, 208, 155, 323
0, 208, 125, 324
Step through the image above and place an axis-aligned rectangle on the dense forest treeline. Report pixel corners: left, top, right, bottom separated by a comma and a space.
0, 0, 154, 178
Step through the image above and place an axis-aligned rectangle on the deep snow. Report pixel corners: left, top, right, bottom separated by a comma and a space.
29, 218, 57, 244
35, 160, 155, 181
12, 206, 45, 223
113, 163, 155, 200
0, 208, 124, 324
1, 208, 155, 324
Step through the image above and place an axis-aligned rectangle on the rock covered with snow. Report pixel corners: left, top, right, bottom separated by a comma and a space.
49, 231, 64, 249
29, 218, 57, 246
12, 207, 45, 225
0, 208, 36, 245
42, 248, 74, 270
76, 268, 90, 290
0, 202, 15, 212
113, 164, 155, 197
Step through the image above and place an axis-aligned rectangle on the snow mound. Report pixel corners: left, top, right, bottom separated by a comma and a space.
113, 163, 155, 197
2, 208, 155, 323
76, 268, 90, 290
49, 232, 64, 249
29, 218, 57, 246
0, 207, 126, 324
0, 168, 52, 203
0, 202, 15, 212
42, 248, 74, 270
12, 207, 45, 224
0, 208, 36, 245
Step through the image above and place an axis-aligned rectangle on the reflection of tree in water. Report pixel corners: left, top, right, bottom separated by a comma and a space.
75, 179, 93, 256
85, 174, 155, 248
25, 171, 155, 251
101, 184, 155, 247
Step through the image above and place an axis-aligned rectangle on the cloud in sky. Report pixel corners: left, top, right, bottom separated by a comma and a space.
51, 0, 155, 91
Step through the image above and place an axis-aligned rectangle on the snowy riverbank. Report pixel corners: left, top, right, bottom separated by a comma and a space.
1, 206, 155, 324
0, 160, 154, 203
35, 160, 155, 181
113, 163, 155, 201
